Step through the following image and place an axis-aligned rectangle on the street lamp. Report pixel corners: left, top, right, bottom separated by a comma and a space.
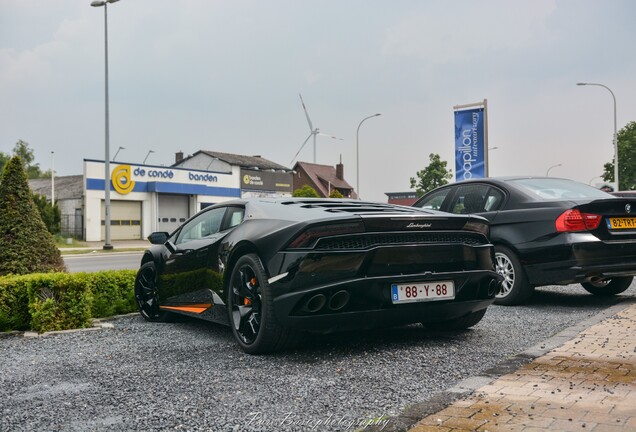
356, 113, 381, 199
546, 163, 562, 176
577, 82, 618, 190
143, 150, 155, 164
92, 0, 120, 250
113, 146, 125, 160
51, 151, 55, 206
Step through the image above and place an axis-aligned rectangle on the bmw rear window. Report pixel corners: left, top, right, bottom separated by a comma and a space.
509, 178, 613, 200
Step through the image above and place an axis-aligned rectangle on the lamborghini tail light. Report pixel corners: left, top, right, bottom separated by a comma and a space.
287, 221, 365, 249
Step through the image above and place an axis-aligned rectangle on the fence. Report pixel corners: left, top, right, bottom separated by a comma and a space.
60, 213, 83, 240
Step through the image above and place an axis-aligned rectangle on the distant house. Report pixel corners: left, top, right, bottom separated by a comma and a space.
173, 150, 294, 199
385, 191, 419, 206
292, 160, 357, 198
29, 175, 84, 238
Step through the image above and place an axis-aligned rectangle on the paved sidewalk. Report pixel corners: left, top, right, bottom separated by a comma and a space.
408, 301, 636, 431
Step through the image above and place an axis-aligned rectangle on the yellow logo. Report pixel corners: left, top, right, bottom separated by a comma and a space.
243, 174, 250, 185
111, 165, 136, 195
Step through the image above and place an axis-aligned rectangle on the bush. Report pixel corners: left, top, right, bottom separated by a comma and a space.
27, 273, 93, 332
90, 270, 137, 318
0, 270, 136, 333
0, 275, 31, 331
292, 185, 319, 197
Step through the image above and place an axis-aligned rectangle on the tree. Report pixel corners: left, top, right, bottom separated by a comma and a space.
603, 121, 636, 190
0, 156, 65, 275
0, 151, 9, 178
329, 189, 344, 198
292, 185, 320, 197
409, 153, 453, 196
8, 140, 50, 179
32, 193, 61, 234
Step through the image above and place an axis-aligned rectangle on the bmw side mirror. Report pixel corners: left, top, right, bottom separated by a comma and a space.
148, 232, 169, 245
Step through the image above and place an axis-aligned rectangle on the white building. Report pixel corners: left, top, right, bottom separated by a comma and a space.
82, 151, 293, 241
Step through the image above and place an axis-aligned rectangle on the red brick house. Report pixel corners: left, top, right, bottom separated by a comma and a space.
292, 160, 357, 198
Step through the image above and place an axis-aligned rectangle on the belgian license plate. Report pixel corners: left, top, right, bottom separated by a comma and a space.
607, 218, 636, 229
391, 281, 455, 304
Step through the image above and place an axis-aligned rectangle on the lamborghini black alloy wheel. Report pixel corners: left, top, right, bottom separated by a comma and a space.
230, 260, 263, 345
134, 261, 167, 322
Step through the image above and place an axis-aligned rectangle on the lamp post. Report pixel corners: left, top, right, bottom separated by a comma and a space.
577, 82, 618, 190
356, 113, 381, 199
51, 151, 55, 206
91, 0, 119, 250
143, 150, 155, 164
113, 146, 125, 160
546, 163, 562, 176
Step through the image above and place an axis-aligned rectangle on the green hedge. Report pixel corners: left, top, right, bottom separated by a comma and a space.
0, 270, 137, 333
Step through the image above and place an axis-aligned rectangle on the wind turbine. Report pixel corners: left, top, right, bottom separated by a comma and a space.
290, 93, 343, 165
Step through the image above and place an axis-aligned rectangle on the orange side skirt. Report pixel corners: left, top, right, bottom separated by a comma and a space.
160, 303, 212, 314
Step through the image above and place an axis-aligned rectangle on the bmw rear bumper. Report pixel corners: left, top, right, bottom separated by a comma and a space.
521, 233, 636, 286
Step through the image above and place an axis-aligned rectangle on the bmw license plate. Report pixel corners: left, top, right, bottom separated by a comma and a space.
607, 217, 636, 230
391, 281, 455, 304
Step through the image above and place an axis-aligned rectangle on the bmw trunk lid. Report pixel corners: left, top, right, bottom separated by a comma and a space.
576, 198, 636, 240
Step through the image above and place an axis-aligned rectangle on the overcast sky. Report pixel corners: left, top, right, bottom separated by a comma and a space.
1, 0, 635, 201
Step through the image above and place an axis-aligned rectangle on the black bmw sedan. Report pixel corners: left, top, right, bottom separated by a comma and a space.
413, 177, 636, 305
135, 198, 502, 353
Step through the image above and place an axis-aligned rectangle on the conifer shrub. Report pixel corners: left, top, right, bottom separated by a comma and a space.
0, 156, 65, 275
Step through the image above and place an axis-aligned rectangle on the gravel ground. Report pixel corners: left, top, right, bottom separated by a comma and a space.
1, 284, 634, 432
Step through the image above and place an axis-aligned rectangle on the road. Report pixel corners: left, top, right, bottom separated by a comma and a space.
63, 252, 143, 272
2, 284, 635, 431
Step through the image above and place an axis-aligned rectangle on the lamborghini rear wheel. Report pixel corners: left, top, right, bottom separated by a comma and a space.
227, 254, 298, 354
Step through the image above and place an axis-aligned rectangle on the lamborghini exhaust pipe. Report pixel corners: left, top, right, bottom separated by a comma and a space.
328, 290, 350, 311
303, 294, 327, 313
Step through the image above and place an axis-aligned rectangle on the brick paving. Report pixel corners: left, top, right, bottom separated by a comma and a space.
409, 303, 636, 431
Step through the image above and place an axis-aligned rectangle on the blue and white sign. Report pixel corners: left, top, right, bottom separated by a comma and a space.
454, 107, 485, 181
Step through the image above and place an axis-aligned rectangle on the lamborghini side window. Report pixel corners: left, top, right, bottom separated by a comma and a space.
223, 207, 245, 231
176, 207, 226, 245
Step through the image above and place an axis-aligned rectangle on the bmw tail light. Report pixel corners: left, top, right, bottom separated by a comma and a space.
555, 209, 602, 232
287, 221, 365, 249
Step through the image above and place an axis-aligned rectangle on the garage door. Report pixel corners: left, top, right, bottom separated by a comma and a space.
158, 194, 189, 234
101, 200, 142, 240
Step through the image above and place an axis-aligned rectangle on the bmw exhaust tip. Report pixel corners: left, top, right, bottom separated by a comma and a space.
303, 294, 327, 313
328, 290, 350, 311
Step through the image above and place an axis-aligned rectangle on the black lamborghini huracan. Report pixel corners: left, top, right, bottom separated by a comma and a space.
134, 198, 502, 353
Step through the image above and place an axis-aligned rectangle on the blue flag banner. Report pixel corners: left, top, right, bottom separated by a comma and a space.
454, 107, 485, 181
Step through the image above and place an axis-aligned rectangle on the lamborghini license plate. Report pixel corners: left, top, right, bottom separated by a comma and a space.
391, 281, 455, 304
